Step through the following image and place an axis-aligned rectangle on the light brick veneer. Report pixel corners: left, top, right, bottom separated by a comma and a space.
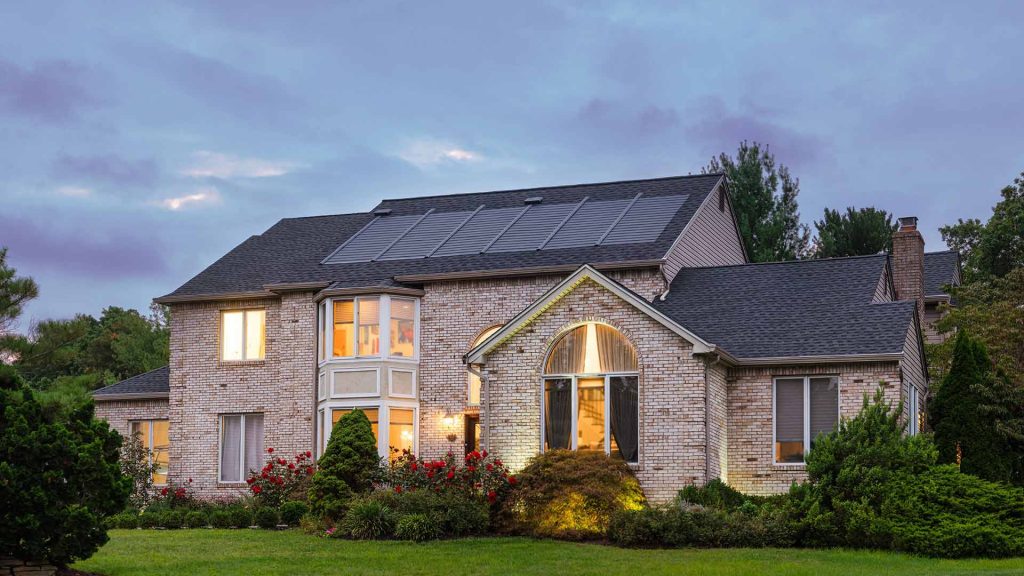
167, 293, 316, 497
725, 362, 901, 495
94, 398, 169, 438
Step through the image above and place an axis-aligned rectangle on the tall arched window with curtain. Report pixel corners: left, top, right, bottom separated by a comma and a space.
542, 322, 639, 463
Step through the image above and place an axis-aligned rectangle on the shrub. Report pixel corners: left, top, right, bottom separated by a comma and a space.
254, 507, 280, 529
229, 507, 254, 529
339, 500, 396, 540
107, 511, 139, 530
246, 448, 316, 507
138, 510, 163, 529
382, 449, 516, 505
161, 509, 184, 529
499, 450, 644, 539
154, 478, 198, 509
607, 507, 665, 547
608, 503, 797, 549
280, 501, 309, 526
364, 490, 489, 537
308, 409, 376, 521
184, 510, 208, 529
395, 513, 441, 542
0, 366, 130, 566
679, 479, 764, 510
209, 509, 233, 529
119, 431, 158, 509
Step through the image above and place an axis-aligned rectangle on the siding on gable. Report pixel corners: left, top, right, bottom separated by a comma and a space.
900, 317, 927, 427
662, 186, 746, 284
873, 261, 893, 302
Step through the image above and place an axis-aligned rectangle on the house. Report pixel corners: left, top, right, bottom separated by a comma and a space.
92, 174, 960, 500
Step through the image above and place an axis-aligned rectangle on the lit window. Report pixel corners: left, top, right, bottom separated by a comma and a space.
332, 298, 382, 358
318, 301, 327, 362
130, 419, 170, 484
541, 323, 639, 463
390, 299, 416, 357
221, 310, 265, 361
333, 301, 354, 357
219, 413, 264, 482
468, 326, 501, 405
388, 408, 415, 461
358, 299, 380, 356
774, 376, 838, 464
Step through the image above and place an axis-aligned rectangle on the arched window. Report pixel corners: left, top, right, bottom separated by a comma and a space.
542, 323, 639, 463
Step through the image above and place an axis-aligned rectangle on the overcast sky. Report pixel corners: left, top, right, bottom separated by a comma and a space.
2, 1, 1021, 329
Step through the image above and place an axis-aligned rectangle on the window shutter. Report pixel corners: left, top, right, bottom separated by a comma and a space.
809, 377, 838, 443
775, 378, 804, 443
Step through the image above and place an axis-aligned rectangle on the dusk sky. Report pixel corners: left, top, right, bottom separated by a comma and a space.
2, 1, 1022, 329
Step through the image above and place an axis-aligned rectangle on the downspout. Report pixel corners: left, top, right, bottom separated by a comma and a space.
467, 364, 490, 450
658, 263, 671, 301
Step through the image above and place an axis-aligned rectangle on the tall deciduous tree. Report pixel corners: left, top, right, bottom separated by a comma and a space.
812, 207, 896, 258
941, 171, 1024, 281
704, 141, 810, 262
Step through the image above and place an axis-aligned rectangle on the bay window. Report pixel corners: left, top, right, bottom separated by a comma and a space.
541, 323, 639, 463
130, 419, 169, 484
219, 413, 264, 483
322, 295, 419, 360
327, 405, 417, 462
221, 309, 265, 361
773, 376, 839, 464
390, 299, 416, 357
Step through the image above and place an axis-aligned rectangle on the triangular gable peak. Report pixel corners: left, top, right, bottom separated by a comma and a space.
463, 265, 718, 365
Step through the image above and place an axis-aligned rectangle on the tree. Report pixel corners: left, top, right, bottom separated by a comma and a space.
0, 365, 129, 566
0, 247, 39, 356
928, 331, 1016, 483
308, 409, 379, 521
704, 141, 810, 262
940, 171, 1024, 281
812, 207, 896, 258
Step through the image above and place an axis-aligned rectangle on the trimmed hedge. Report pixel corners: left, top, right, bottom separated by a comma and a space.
280, 501, 309, 526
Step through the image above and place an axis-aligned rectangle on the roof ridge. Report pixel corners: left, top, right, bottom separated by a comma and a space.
376, 173, 722, 204
94, 365, 168, 393
925, 249, 956, 255
681, 253, 886, 271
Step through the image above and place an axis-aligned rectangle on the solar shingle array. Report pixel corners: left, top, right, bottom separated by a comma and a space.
323, 193, 688, 264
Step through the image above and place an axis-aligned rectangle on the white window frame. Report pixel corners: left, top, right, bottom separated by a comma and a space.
320, 400, 418, 459
317, 372, 327, 400
320, 295, 420, 364
217, 413, 263, 484
467, 325, 502, 406
330, 367, 381, 399
772, 376, 840, 466
129, 419, 169, 486
908, 383, 919, 436
219, 308, 266, 362
388, 368, 417, 399
316, 408, 325, 458
538, 372, 640, 464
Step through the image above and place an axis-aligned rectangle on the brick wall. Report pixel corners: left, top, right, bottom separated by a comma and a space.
892, 227, 925, 321
725, 362, 901, 495
167, 293, 316, 497
94, 398, 169, 438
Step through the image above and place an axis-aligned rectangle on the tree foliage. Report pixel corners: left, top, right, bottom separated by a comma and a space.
940, 171, 1024, 281
704, 141, 810, 262
308, 409, 379, 521
929, 331, 1022, 484
812, 207, 896, 258
0, 365, 130, 566
0, 247, 39, 348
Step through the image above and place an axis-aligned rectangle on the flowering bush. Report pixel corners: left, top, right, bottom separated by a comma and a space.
382, 449, 516, 505
154, 478, 197, 509
246, 448, 315, 507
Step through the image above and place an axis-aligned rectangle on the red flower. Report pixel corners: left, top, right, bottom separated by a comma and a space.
187, 477, 193, 483
261, 472, 268, 479
410, 462, 418, 471
288, 463, 295, 470
252, 485, 262, 494
508, 476, 517, 485
160, 487, 168, 496
446, 470, 455, 480
394, 485, 403, 494
482, 450, 488, 458
467, 466, 476, 473
487, 490, 497, 503
486, 464, 494, 471
306, 451, 312, 458
427, 471, 435, 479
267, 447, 274, 453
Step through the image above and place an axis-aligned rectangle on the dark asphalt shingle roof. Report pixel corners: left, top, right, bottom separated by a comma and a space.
924, 251, 960, 298
93, 366, 169, 397
159, 174, 724, 299
653, 255, 916, 359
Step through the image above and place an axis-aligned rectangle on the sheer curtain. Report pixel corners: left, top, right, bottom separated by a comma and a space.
596, 324, 637, 373
243, 414, 264, 477
220, 415, 242, 482
544, 379, 572, 449
545, 326, 587, 374
609, 376, 639, 462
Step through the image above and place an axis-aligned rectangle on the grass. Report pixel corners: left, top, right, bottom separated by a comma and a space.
75, 530, 1024, 576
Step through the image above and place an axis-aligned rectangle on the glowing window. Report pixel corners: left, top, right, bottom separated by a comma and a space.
390, 299, 416, 357
130, 419, 170, 485
221, 309, 265, 361
467, 325, 501, 406
388, 408, 415, 461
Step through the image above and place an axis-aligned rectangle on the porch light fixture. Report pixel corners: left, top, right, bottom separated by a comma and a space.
442, 411, 458, 442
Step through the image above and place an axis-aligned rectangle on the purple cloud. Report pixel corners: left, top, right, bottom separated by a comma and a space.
571, 98, 682, 146
0, 215, 167, 279
51, 153, 158, 187
0, 59, 101, 123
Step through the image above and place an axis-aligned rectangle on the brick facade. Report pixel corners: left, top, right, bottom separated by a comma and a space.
94, 398, 169, 439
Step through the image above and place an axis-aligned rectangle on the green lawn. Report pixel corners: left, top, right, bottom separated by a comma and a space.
75, 530, 1024, 576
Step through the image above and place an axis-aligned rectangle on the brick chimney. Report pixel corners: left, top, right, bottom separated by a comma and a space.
891, 216, 925, 320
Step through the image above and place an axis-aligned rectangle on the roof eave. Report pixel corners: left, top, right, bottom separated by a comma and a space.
315, 286, 426, 301
154, 290, 277, 305
92, 392, 169, 401
730, 352, 904, 366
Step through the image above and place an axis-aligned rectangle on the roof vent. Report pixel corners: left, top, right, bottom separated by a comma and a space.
373, 208, 393, 216
524, 196, 543, 205
897, 216, 918, 231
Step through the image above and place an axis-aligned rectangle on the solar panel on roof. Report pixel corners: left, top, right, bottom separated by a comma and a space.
602, 195, 687, 245
432, 206, 524, 257
323, 215, 422, 263
487, 203, 575, 253
544, 199, 632, 249
377, 210, 472, 260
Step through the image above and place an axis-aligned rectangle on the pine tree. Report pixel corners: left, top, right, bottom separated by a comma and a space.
308, 409, 379, 520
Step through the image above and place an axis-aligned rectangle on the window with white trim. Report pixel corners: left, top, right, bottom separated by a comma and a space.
130, 419, 169, 485
221, 309, 265, 361
774, 376, 839, 464
908, 384, 920, 436
219, 413, 264, 482
467, 326, 501, 406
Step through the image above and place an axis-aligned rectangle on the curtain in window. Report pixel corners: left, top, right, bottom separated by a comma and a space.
609, 376, 639, 463
544, 379, 572, 450
596, 324, 638, 373
220, 415, 242, 482
358, 298, 380, 355
243, 414, 264, 477
545, 326, 587, 374
809, 377, 838, 447
775, 378, 804, 462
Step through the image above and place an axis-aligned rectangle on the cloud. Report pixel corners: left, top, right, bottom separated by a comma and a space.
398, 138, 483, 168
181, 150, 298, 179
157, 186, 221, 211
52, 153, 158, 187
0, 214, 166, 279
55, 185, 93, 198
0, 59, 102, 123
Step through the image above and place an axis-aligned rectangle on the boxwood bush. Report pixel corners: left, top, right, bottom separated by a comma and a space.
229, 506, 253, 529
254, 507, 280, 529
184, 510, 208, 529
209, 509, 233, 529
280, 501, 309, 526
